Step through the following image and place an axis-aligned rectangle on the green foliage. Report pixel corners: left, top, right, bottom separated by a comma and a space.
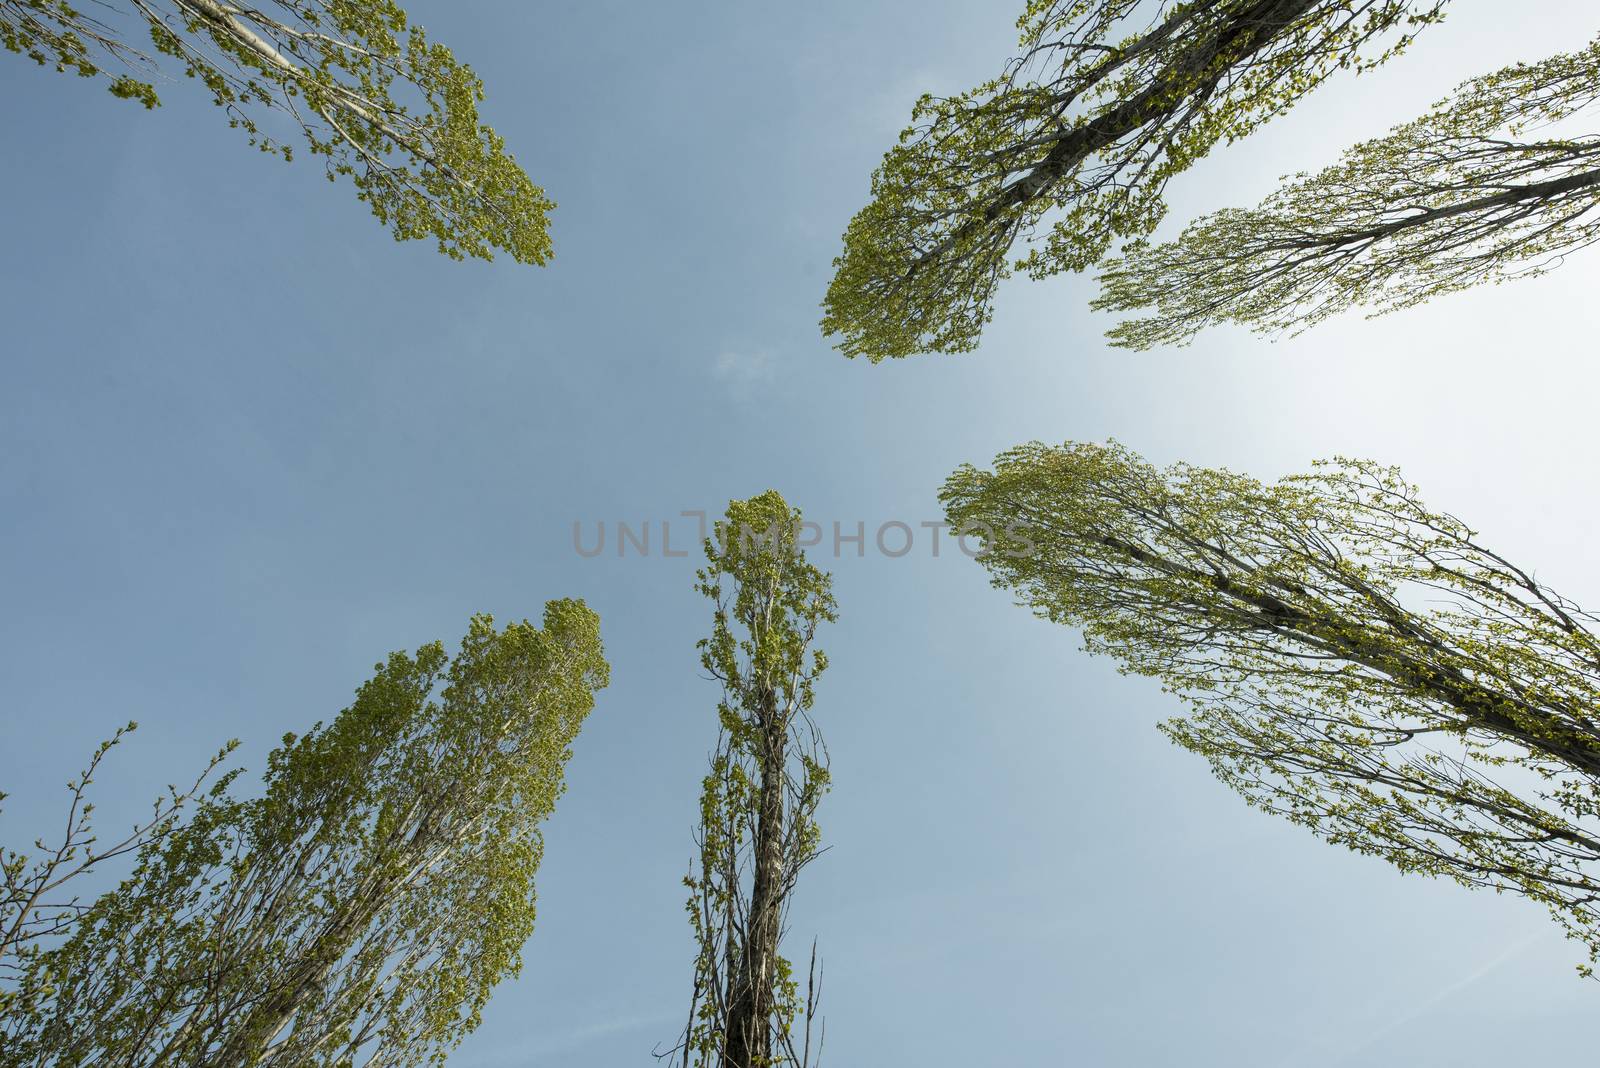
822, 0, 1447, 360
945, 440, 1600, 976
1, 605, 607, 1067
1096, 33, 1600, 347
673, 493, 834, 1068
1, 724, 240, 1018
1, 0, 554, 263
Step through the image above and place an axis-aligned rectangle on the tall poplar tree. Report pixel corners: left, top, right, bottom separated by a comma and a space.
944, 441, 1600, 975
2, 605, 608, 1067
668, 493, 835, 1068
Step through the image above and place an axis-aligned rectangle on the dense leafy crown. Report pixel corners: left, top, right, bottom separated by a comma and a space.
822, 0, 1448, 360
945, 441, 1600, 975
2, 605, 607, 1067
1097, 33, 1600, 347
2, 0, 554, 263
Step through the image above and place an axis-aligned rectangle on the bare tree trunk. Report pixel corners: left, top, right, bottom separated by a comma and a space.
721, 686, 785, 1068
972, 0, 1321, 227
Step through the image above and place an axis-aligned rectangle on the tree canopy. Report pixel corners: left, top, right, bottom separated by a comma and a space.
1096, 33, 1600, 348
669, 493, 835, 1068
1, 606, 608, 1067
821, 0, 1448, 361
1, 0, 554, 264
944, 441, 1600, 974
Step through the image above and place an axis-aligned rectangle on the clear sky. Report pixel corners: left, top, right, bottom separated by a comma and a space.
4, 1, 1600, 1064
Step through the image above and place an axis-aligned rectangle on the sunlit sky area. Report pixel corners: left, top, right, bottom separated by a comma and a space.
4, 1, 1600, 1064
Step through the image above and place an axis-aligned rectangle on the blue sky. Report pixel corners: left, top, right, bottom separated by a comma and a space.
4, 1, 1600, 1064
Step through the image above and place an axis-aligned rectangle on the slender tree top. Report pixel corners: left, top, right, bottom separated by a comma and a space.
699, 491, 838, 718
1095, 33, 1600, 348
2, 0, 555, 264
821, 0, 1447, 360
944, 440, 1600, 974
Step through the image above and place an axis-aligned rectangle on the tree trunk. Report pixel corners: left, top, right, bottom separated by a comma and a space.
722, 686, 785, 1068
989, 0, 1320, 219
1090, 526, 1600, 779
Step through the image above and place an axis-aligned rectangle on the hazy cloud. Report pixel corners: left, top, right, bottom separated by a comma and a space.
711, 349, 779, 397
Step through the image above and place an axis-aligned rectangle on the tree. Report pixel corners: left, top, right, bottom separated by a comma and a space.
665, 493, 835, 1068
1, 0, 554, 264
942, 440, 1600, 975
821, 0, 1448, 361
1095, 33, 1600, 348
1, 605, 608, 1067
